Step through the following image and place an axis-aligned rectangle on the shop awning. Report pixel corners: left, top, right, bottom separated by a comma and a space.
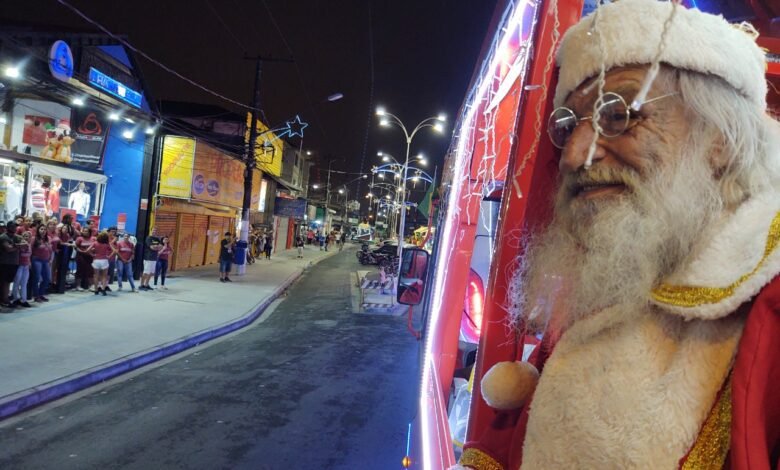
30, 162, 108, 184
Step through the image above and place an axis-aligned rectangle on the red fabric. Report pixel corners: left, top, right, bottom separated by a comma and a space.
18, 244, 30, 267
32, 242, 51, 261
728, 275, 780, 470
463, 278, 780, 469
91, 242, 111, 260
116, 240, 134, 262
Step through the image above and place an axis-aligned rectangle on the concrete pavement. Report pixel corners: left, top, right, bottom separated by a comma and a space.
0, 243, 345, 419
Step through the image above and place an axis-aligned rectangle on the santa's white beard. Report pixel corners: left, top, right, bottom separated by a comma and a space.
511, 152, 724, 336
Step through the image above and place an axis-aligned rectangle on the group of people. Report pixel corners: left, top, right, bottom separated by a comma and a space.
0, 212, 175, 311
247, 229, 273, 263
306, 229, 346, 252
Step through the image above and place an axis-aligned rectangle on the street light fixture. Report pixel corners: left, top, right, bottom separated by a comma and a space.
312, 184, 320, 189
376, 107, 446, 273
3, 66, 20, 79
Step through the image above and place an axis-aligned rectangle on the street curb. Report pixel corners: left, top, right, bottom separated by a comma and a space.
0, 249, 341, 421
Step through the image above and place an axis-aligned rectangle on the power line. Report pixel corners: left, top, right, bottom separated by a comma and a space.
259, 0, 327, 144
204, 0, 248, 55
55, 0, 261, 113
356, 0, 375, 198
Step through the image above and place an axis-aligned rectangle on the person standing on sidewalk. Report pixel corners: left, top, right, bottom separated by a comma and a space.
140, 234, 161, 290
46, 219, 59, 292
339, 231, 346, 251
219, 232, 234, 282
154, 236, 172, 290
0, 222, 19, 309
11, 231, 31, 308
264, 232, 273, 260
31, 225, 52, 303
257, 230, 266, 259
74, 227, 95, 292
105, 227, 118, 292
89, 231, 113, 296
295, 236, 304, 258
56, 214, 76, 293
116, 233, 137, 293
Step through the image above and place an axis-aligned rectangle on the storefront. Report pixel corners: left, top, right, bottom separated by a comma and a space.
152, 134, 262, 271
0, 36, 155, 233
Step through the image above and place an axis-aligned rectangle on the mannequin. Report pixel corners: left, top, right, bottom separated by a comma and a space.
47, 178, 62, 217
68, 181, 91, 217
29, 176, 46, 214
3, 176, 23, 221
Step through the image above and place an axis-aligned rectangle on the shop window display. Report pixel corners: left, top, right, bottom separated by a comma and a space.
0, 161, 26, 222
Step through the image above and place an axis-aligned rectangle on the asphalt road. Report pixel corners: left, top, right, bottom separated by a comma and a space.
0, 250, 420, 469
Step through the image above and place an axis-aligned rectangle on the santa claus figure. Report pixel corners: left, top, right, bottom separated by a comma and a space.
457, 0, 780, 469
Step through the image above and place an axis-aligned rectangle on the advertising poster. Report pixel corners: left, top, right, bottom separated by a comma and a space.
160, 136, 196, 198
70, 107, 110, 169
59, 207, 77, 222
246, 114, 283, 177
22, 115, 56, 146
117, 213, 127, 231
191, 143, 243, 208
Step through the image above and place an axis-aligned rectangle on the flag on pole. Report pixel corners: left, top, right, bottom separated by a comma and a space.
417, 175, 435, 219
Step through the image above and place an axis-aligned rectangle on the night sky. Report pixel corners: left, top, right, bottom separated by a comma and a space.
2, 0, 498, 199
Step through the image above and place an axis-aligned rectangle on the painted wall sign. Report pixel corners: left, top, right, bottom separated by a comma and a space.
88, 67, 143, 108
159, 136, 196, 198
49, 40, 74, 82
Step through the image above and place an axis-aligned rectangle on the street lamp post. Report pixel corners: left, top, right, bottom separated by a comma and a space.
373, 106, 444, 269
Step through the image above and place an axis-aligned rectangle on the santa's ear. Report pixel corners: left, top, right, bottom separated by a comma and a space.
708, 135, 731, 175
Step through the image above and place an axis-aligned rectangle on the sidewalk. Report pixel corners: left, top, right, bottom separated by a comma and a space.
0, 244, 344, 419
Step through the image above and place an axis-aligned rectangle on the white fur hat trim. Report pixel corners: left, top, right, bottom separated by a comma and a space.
480, 361, 540, 410
553, 0, 767, 110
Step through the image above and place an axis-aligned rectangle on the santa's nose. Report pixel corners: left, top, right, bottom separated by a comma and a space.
559, 123, 607, 174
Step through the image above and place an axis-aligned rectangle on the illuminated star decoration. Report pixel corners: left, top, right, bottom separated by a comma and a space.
261, 115, 309, 147
281, 115, 308, 138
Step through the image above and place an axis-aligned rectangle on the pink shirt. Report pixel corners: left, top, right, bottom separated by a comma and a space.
158, 245, 172, 261
75, 236, 94, 254
18, 244, 31, 266
47, 233, 60, 252
117, 240, 135, 262
92, 242, 112, 260
32, 241, 52, 261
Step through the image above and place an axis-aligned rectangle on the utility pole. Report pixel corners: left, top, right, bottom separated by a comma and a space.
240, 55, 293, 275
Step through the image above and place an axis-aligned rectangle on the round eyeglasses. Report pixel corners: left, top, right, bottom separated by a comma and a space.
547, 92, 678, 149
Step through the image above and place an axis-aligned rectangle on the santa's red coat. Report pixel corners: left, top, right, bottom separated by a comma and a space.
462, 275, 780, 469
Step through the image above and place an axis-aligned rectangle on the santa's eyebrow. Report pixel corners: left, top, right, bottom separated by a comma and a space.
569, 83, 642, 115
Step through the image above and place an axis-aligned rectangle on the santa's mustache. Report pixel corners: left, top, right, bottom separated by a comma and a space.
562, 166, 642, 199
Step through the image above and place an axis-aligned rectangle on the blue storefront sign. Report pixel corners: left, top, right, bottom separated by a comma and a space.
49, 40, 74, 82
88, 67, 143, 108
273, 197, 307, 219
